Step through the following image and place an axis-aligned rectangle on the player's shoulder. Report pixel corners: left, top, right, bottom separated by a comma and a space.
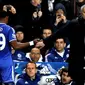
6, 24, 13, 29
1, 23, 10, 28
1, 24, 12, 30
5, 24, 15, 33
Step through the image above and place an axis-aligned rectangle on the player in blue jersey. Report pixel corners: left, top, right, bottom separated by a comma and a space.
0, 5, 34, 85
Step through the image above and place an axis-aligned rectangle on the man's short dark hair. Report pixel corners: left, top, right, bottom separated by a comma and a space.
0, 10, 8, 18
42, 25, 53, 34
60, 67, 72, 77
14, 25, 24, 33
55, 36, 66, 43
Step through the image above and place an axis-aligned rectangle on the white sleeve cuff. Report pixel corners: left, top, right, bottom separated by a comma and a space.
29, 41, 34, 46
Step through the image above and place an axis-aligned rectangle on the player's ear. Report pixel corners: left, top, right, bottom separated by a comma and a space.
35, 66, 38, 73
64, 43, 66, 47
5, 16, 9, 23
54, 42, 56, 48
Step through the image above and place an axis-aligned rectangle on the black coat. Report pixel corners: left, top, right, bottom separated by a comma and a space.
43, 17, 84, 85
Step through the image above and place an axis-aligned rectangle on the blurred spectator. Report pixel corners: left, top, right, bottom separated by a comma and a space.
42, 27, 53, 39
55, 67, 76, 85
35, 26, 53, 61
29, 0, 46, 40
45, 37, 69, 62
16, 62, 40, 85
41, 27, 53, 55
12, 25, 28, 61
15, 0, 44, 41
35, 26, 53, 47
76, 0, 85, 17
72, 4, 85, 24
80, 4, 85, 20
26, 47, 43, 62
60, 0, 74, 20
15, 25, 25, 42
49, 3, 70, 33
31, 0, 42, 20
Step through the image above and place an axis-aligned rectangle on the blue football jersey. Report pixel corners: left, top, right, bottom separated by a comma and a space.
0, 23, 16, 63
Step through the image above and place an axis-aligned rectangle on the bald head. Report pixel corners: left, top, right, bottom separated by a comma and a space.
31, 48, 40, 53
30, 48, 41, 62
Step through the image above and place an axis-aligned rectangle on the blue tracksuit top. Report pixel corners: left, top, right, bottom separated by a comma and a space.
12, 50, 27, 61
45, 48, 69, 62
16, 73, 40, 85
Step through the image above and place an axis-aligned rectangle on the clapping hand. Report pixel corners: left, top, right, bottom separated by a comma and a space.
38, 10, 42, 18
33, 12, 37, 18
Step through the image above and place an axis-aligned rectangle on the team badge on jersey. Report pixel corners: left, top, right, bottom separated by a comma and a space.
17, 53, 22, 60
66, 54, 69, 58
12, 34, 16, 39
25, 81, 29, 84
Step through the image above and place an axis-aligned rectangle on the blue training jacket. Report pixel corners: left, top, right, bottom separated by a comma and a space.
45, 47, 69, 62
16, 73, 40, 85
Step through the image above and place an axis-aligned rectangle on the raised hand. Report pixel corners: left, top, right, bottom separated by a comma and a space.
38, 10, 42, 18
60, 14, 67, 23
33, 12, 37, 18
3, 5, 16, 14
54, 15, 62, 25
